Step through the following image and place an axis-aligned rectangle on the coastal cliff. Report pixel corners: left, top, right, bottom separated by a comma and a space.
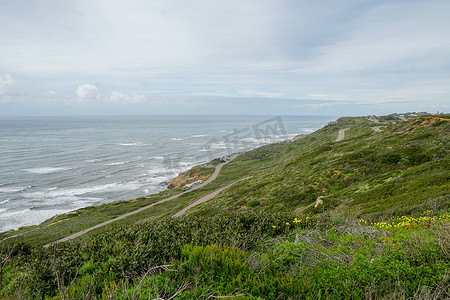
167, 165, 215, 189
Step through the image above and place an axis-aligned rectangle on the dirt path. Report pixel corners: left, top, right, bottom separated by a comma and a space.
172, 176, 252, 217
44, 159, 233, 247
335, 128, 350, 142
371, 126, 383, 132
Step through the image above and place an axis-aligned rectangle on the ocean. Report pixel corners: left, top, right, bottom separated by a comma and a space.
0, 115, 335, 232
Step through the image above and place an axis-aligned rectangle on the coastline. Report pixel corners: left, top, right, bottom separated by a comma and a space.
0, 133, 302, 240
3, 113, 446, 247
1, 114, 335, 234
1, 132, 292, 238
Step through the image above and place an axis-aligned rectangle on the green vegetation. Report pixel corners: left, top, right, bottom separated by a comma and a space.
190, 115, 449, 222
1, 211, 448, 299
1, 113, 449, 298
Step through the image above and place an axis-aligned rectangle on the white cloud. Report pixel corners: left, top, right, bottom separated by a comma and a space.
108, 91, 145, 104
238, 90, 284, 98
307, 102, 351, 109
294, 1, 450, 75
44, 90, 60, 99
190, 92, 234, 97
307, 94, 329, 98
0, 1, 449, 115
0, 74, 26, 97
76, 84, 99, 100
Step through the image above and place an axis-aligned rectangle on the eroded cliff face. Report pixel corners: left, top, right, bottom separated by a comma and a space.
167, 166, 214, 189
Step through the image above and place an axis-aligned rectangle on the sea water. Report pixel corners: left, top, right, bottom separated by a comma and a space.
0, 115, 335, 232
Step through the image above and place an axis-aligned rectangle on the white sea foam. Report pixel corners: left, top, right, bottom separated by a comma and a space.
24, 167, 71, 174
150, 156, 164, 160
23, 182, 141, 200
29, 196, 103, 209
146, 168, 171, 176
241, 137, 274, 144
84, 158, 102, 163
0, 208, 68, 232
118, 142, 146, 146
0, 208, 31, 218
0, 187, 27, 193
68, 197, 103, 207
241, 137, 261, 143
0, 208, 7, 214
211, 142, 229, 149
140, 175, 172, 185
0, 199, 10, 204
191, 134, 208, 138
107, 161, 130, 166
302, 127, 317, 133
170, 137, 184, 141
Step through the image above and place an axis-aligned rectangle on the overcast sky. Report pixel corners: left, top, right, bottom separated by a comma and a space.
0, 0, 449, 116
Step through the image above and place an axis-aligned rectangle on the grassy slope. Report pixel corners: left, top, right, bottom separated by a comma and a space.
189, 115, 449, 222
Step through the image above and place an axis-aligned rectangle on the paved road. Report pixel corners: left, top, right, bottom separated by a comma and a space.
44, 159, 233, 247
335, 128, 350, 142
172, 176, 252, 217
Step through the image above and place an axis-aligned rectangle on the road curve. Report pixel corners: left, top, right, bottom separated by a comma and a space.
335, 128, 350, 142
172, 176, 252, 217
44, 159, 233, 247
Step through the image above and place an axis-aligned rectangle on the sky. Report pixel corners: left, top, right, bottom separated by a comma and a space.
0, 0, 449, 116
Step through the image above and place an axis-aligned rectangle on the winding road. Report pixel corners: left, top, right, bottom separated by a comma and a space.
335, 128, 350, 142
45, 158, 238, 247
42, 127, 359, 247
172, 176, 251, 217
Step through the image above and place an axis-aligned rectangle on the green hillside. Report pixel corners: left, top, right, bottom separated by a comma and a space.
190, 115, 449, 221
0, 114, 449, 299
